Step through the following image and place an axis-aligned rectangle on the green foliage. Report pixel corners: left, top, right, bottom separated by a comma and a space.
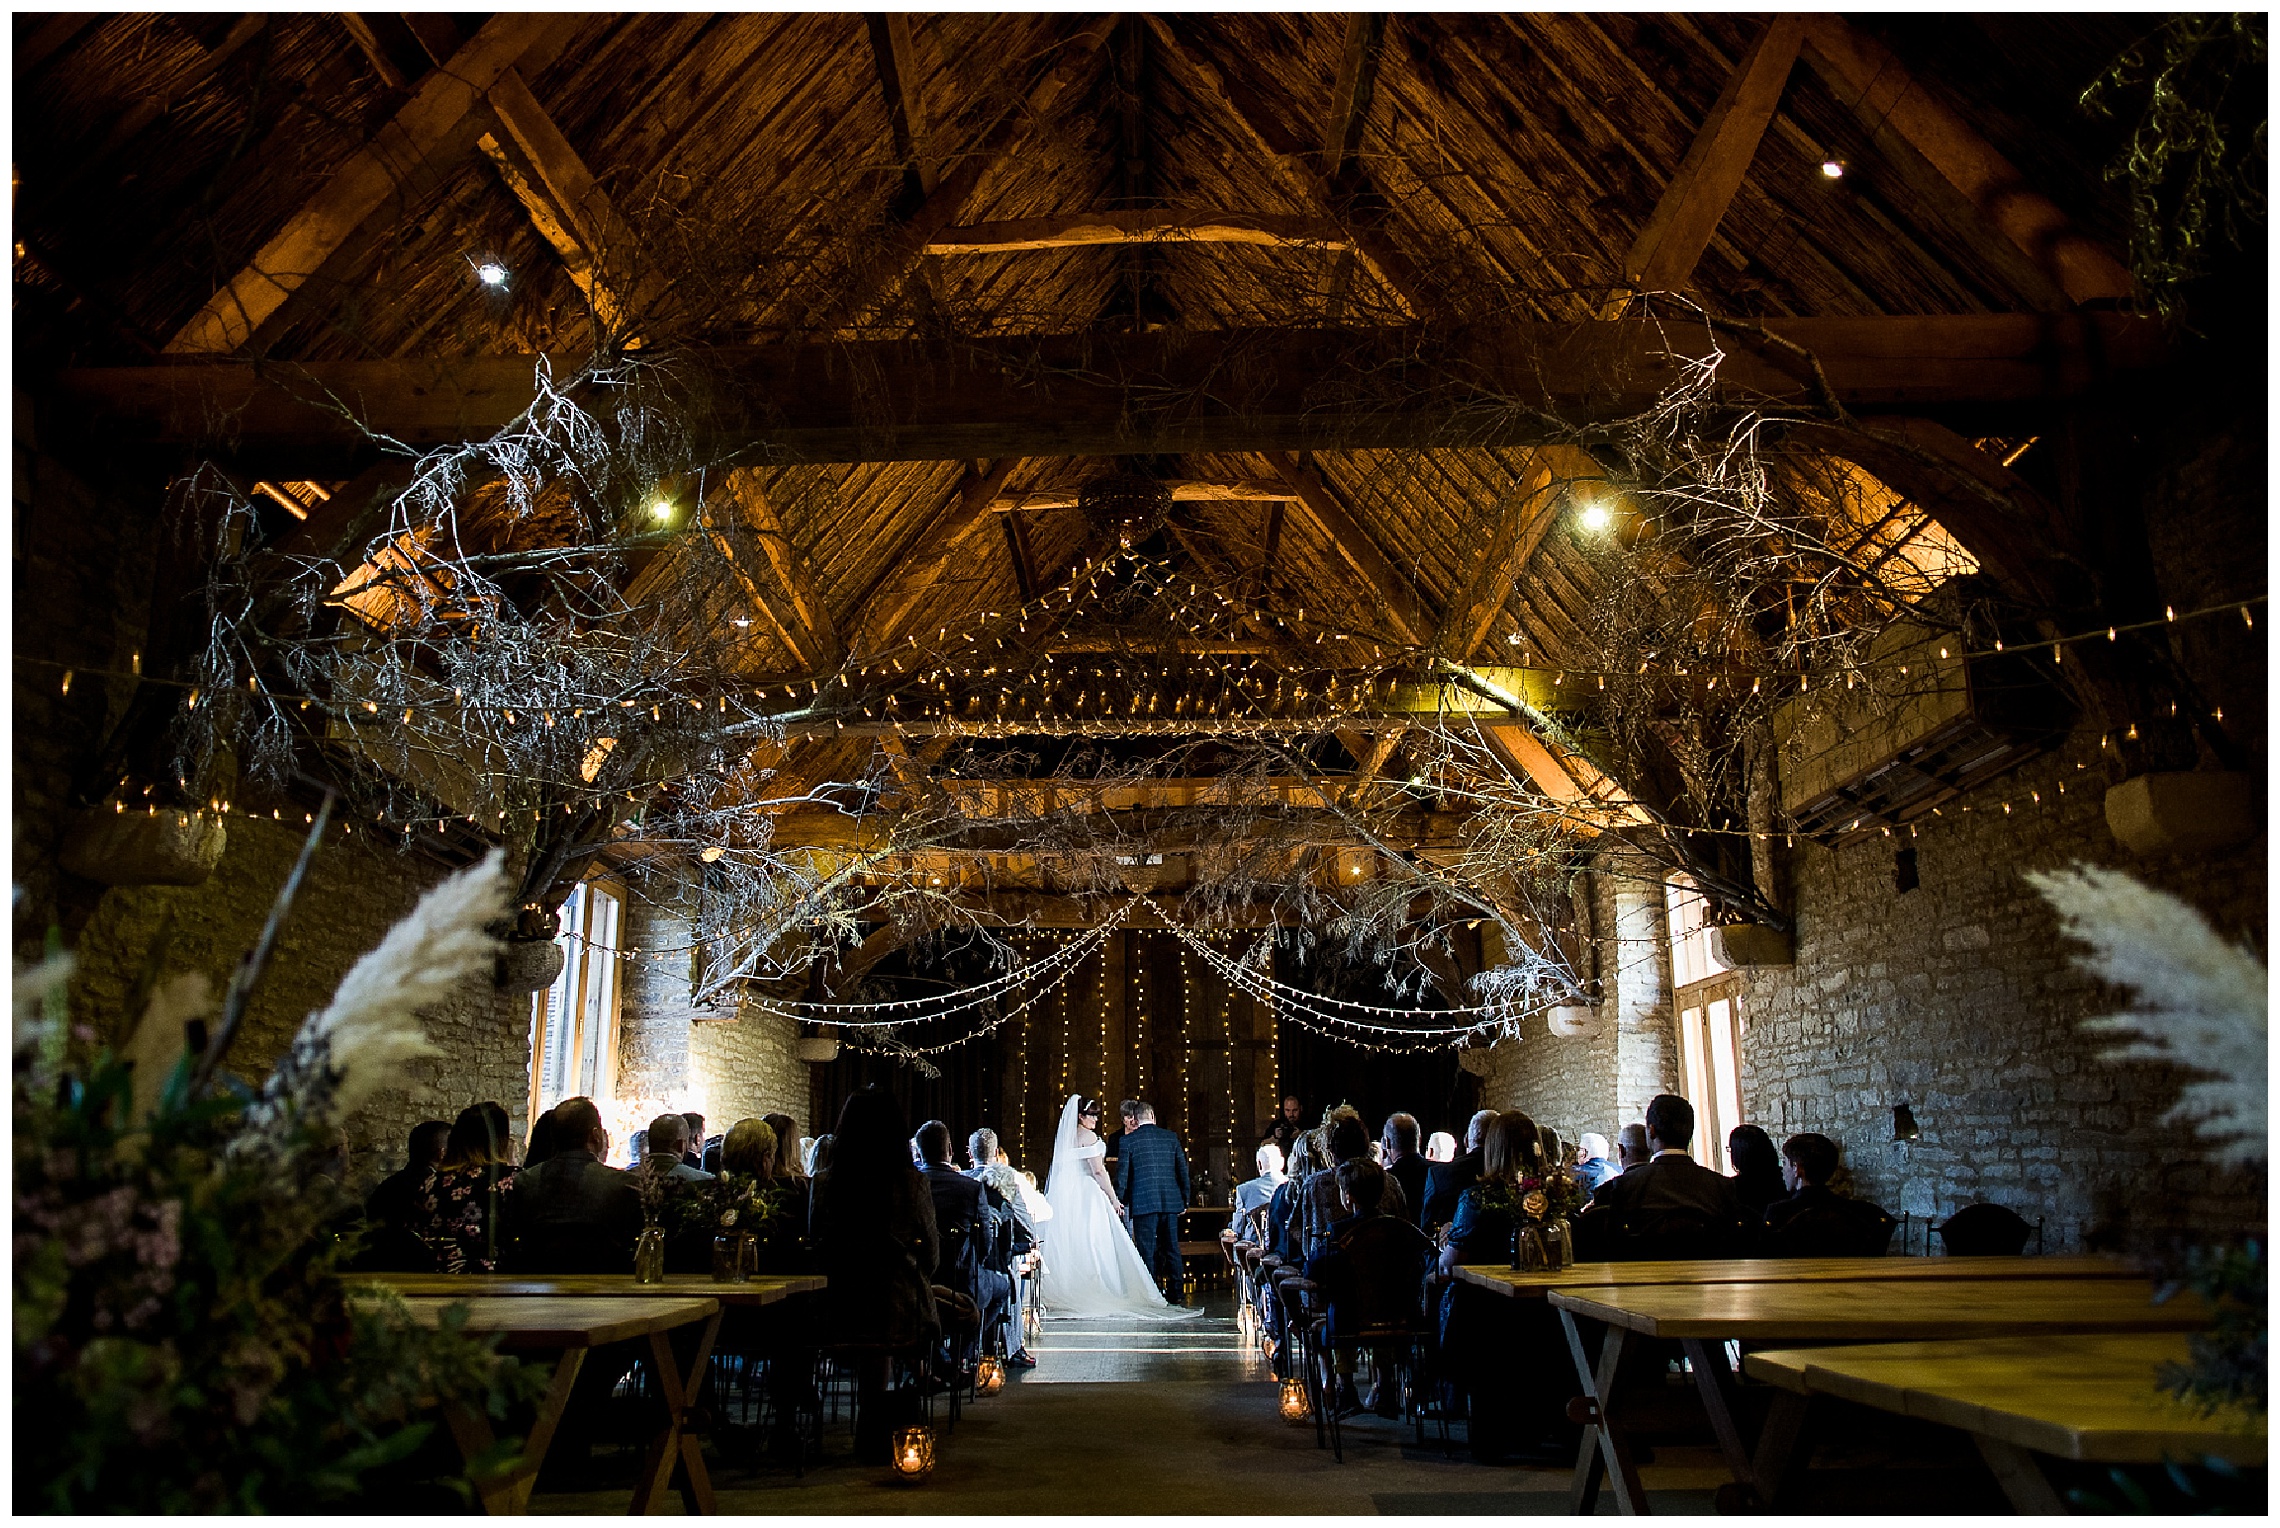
2082, 14, 2268, 315
13, 1037, 542, 1512
2156, 1240, 2267, 1416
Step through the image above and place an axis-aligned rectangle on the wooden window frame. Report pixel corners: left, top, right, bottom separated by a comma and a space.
527, 877, 627, 1129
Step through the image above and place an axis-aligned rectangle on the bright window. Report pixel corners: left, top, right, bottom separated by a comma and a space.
1668, 876, 1743, 1170
529, 880, 625, 1125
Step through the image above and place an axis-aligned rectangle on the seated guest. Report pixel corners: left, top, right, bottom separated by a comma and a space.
507, 1095, 644, 1273
1234, 1142, 1287, 1237
807, 1133, 834, 1175
522, 1106, 561, 1171
1573, 1132, 1616, 1192
964, 1127, 1037, 1367
763, 1113, 806, 1186
1436, 1111, 1558, 1462
680, 1111, 706, 1171
1267, 1131, 1315, 1263
642, 1113, 714, 1183
1762, 1133, 1896, 1257
1420, 1109, 1495, 1232
1424, 1130, 1456, 1164
1538, 1126, 1567, 1185
810, 1088, 938, 1463
915, 1121, 1008, 1353
1578, 1094, 1748, 1260
1727, 1124, 1786, 1220
1305, 1159, 1433, 1417
428, 1101, 519, 1273
1299, 1114, 1407, 1261
1614, 1122, 1651, 1172
359, 1119, 449, 1271
1379, 1113, 1429, 1218
719, 1118, 811, 1272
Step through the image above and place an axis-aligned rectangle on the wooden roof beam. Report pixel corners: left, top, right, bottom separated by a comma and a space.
1430, 450, 1557, 661
989, 478, 1293, 511
927, 210, 1347, 255
1268, 452, 1427, 646
164, 13, 576, 355
1000, 510, 1041, 602
63, 314, 2171, 470
1798, 16, 2133, 306
1605, 13, 1803, 313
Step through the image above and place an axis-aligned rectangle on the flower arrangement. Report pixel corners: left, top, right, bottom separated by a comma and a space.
13, 847, 542, 1511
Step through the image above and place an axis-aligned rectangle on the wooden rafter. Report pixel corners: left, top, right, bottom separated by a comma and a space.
1320, 14, 1389, 187
866, 14, 934, 202
857, 458, 1023, 652
66, 314, 2170, 470
698, 478, 841, 673
1799, 16, 2133, 306
829, 13, 1118, 330
1000, 510, 1041, 602
1141, 15, 1427, 317
989, 478, 1292, 511
1608, 13, 1804, 308
164, 13, 575, 355
1268, 452, 1427, 645
1430, 450, 1560, 661
927, 210, 1346, 255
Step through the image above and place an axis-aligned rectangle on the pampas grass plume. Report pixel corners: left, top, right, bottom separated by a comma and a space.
2026, 862, 2267, 1166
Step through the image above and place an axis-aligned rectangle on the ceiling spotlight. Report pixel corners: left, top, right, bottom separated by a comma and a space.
475, 261, 510, 287
1820, 159, 1845, 180
731, 617, 751, 628
648, 498, 673, 523
699, 846, 725, 863
1576, 498, 1615, 534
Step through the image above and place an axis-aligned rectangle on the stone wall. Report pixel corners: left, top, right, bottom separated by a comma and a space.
616, 887, 807, 1147
1472, 725, 2264, 1256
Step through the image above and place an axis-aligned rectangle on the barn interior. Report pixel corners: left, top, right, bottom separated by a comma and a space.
12, 10, 2267, 1516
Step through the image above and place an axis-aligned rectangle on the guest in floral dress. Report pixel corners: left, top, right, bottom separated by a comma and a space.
426, 1101, 518, 1274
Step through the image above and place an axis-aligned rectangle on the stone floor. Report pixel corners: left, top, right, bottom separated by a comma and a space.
527, 1293, 1727, 1514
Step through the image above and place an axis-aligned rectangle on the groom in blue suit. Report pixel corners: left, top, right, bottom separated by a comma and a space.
1115, 1099, 1193, 1302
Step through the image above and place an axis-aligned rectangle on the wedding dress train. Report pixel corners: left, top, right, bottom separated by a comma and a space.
1036, 1095, 1202, 1320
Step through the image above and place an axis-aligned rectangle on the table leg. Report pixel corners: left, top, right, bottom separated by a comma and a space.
447, 1349, 585, 1515
1974, 1435, 2068, 1515
629, 1312, 723, 1516
1562, 1310, 1649, 1516
1749, 1390, 1815, 1511
1681, 1337, 1760, 1506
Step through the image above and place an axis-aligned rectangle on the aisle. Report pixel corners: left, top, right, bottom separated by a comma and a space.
525, 1291, 1724, 1513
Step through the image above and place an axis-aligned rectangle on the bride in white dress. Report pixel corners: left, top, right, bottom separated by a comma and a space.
1037, 1095, 1202, 1320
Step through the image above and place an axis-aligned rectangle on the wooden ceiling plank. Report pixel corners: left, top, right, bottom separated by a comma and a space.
1321, 14, 1389, 187
1798, 16, 2133, 306
1611, 13, 1804, 308
15, 12, 103, 79
927, 209, 1347, 254
162, 12, 577, 355
1268, 452, 1428, 645
1001, 510, 1041, 602
742, 481, 843, 670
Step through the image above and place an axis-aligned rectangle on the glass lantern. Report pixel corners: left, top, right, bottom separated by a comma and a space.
890, 1424, 935, 1482
975, 1356, 1006, 1396
1278, 1376, 1311, 1422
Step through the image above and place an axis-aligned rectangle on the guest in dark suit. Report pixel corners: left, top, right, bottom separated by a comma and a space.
1113, 1099, 1192, 1302
1419, 1108, 1496, 1232
915, 1120, 1008, 1367
506, 1096, 643, 1273
1577, 1094, 1748, 1260
358, 1119, 449, 1271
1762, 1132, 1896, 1257
1435, 1111, 1563, 1462
1299, 1114, 1407, 1259
680, 1111, 707, 1171
1263, 1094, 1306, 1158
810, 1088, 938, 1463
1379, 1112, 1429, 1219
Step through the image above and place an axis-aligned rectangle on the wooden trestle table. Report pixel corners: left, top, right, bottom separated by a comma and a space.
1454, 1255, 2138, 1300
359, 1292, 722, 1515
364, 1274, 824, 1512
1743, 1332, 2267, 1513
1541, 1276, 2211, 1515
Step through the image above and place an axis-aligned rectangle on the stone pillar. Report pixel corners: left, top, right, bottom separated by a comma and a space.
1610, 852, 1679, 1124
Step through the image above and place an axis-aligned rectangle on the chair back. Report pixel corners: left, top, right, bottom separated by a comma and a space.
1934, 1202, 2032, 1256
